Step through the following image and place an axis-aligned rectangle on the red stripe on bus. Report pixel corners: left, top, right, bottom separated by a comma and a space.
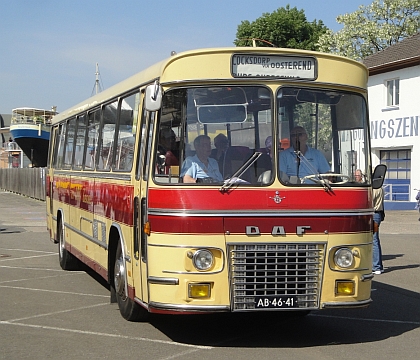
149, 214, 372, 234
51, 175, 134, 226
49, 177, 371, 229
148, 188, 371, 211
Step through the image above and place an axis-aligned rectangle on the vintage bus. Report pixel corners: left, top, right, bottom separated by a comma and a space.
46, 47, 386, 321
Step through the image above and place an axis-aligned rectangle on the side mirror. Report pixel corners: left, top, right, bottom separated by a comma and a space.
372, 164, 387, 189
144, 81, 162, 111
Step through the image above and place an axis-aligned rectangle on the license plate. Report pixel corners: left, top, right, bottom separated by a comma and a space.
255, 295, 298, 308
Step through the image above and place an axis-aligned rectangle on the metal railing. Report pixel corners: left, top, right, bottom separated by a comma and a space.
0, 168, 46, 200
383, 183, 411, 201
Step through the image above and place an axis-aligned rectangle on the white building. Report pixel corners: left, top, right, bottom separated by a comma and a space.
364, 33, 420, 210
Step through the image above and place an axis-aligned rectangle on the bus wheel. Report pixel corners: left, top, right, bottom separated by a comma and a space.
114, 241, 148, 321
58, 219, 79, 270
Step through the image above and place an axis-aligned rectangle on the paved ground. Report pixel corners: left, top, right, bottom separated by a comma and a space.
0, 190, 419, 360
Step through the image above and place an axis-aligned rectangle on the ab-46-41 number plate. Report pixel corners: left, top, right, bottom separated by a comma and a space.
255, 296, 298, 308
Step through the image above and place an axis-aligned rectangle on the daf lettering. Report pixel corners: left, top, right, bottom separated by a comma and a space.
246, 225, 311, 235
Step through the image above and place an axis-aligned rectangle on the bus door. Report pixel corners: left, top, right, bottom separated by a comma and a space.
133, 99, 152, 304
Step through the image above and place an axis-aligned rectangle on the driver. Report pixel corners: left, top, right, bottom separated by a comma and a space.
181, 135, 223, 183
279, 126, 330, 181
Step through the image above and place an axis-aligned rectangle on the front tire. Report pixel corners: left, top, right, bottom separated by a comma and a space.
114, 241, 148, 321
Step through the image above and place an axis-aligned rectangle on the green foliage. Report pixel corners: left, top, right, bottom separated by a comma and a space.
318, 0, 420, 60
234, 5, 328, 50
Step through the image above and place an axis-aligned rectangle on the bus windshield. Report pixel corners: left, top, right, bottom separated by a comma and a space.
277, 87, 370, 186
154, 85, 370, 186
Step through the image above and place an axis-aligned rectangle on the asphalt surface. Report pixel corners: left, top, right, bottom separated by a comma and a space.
0, 190, 419, 360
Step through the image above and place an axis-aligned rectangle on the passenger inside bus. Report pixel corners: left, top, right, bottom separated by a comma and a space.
181, 135, 223, 183
355, 169, 365, 183
264, 136, 273, 158
157, 128, 179, 174
210, 133, 229, 175
279, 126, 330, 183
254, 136, 273, 175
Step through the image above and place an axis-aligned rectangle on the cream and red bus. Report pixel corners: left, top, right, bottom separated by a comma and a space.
46, 47, 386, 321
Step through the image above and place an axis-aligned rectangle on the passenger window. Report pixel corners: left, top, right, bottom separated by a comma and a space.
85, 110, 100, 170
73, 115, 86, 170
63, 118, 76, 169
54, 123, 67, 169
97, 102, 117, 171
114, 92, 139, 172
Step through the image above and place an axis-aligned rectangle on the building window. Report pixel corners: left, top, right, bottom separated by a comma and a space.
380, 149, 410, 201
386, 79, 399, 107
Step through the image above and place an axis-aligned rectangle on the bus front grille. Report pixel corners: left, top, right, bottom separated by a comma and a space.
228, 243, 325, 311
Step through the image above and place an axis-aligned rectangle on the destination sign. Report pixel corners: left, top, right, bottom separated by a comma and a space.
231, 54, 317, 80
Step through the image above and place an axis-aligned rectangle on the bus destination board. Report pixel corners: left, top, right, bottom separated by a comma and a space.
231, 54, 317, 80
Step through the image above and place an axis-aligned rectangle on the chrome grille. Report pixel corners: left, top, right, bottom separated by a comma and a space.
229, 243, 325, 311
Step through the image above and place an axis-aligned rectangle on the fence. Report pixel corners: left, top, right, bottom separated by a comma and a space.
0, 168, 46, 201
383, 183, 411, 201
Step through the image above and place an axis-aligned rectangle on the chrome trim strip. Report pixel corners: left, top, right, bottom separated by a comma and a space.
146, 245, 226, 274
162, 269, 224, 275
133, 297, 149, 310
361, 273, 374, 281
148, 301, 230, 312
65, 222, 108, 250
321, 299, 372, 308
161, 79, 366, 92
330, 267, 370, 273
148, 276, 179, 285
148, 244, 223, 250
148, 209, 374, 217
53, 170, 131, 181
112, 222, 131, 263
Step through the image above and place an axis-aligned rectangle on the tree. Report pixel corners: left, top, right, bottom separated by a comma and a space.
234, 5, 328, 51
318, 0, 420, 60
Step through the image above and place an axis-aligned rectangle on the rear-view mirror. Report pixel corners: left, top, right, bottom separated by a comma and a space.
372, 164, 387, 189
144, 81, 162, 111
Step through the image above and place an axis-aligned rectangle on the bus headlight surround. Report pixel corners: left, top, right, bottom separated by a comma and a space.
334, 248, 354, 268
193, 249, 214, 271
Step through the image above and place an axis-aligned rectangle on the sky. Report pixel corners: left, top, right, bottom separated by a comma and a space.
0, 0, 374, 116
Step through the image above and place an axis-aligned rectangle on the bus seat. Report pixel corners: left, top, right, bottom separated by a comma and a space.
169, 166, 179, 177
224, 146, 252, 180
258, 170, 271, 184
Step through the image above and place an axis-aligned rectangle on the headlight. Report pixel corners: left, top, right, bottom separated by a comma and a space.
334, 248, 354, 268
193, 249, 214, 271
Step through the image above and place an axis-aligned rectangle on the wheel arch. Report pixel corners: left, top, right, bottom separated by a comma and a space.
108, 223, 125, 286
55, 208, 64, 242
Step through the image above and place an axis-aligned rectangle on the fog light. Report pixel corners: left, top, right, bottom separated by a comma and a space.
188, 283, 211, 298
336, 280, 355, 295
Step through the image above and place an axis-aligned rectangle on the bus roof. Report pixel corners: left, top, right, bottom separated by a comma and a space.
51, 47, 367, 125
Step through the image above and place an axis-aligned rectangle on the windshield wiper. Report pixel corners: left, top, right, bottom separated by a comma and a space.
294, 150, 332, 192
219, 152, 262, 193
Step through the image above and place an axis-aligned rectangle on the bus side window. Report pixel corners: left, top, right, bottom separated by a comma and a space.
84, 111, 100, 170
54, 123, 67, 169
97, 101, 117, 171
73, 115, 87, 170
114, 92, 139, 172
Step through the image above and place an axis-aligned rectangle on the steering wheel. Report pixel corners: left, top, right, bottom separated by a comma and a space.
301, 173, 350, 185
